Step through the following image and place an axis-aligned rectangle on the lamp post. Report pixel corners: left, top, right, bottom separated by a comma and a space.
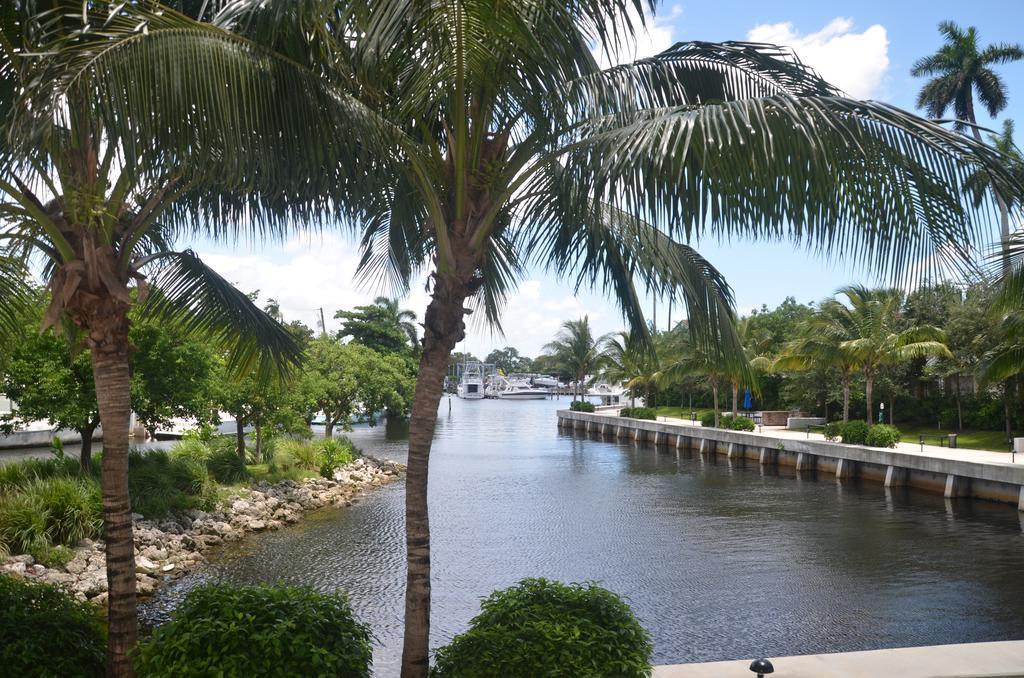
879, 401, 885, 425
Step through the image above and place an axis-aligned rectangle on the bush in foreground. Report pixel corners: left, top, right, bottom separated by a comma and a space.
0, 576, 106, 677
431, 578, 652, 678
569, 400, 595, 413
0, 476, 102, 561
619, 407, 657, 421
136, 584, 372, 677
700, 411, 716, 427
866, 424, 901, 448
720, 414, 755, 431
206, 448, 249, 485
823, 421, 844, 442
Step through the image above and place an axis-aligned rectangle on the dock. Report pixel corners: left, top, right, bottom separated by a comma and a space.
652, 639, 1024, 677
557, 410, 1024, 510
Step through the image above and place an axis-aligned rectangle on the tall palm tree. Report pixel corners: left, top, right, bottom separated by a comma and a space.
374, 296, 420, 348
826, 287, 952, 424
774, 300, 862, 422
0, 4, 336, 674
913, 22, 1024, 265
544, 317, 609, 400
659, 328, 737, 428
59, 4, 1024, 675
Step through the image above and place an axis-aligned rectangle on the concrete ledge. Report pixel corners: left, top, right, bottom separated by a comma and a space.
557, 411, 1024, 509
788, 416, 826, 429
653, 639, 1024, 678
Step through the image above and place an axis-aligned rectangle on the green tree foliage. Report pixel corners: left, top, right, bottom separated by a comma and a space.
483, 346, 532, 373
135, 584, 372, 677
431, 578, 652, 678
336, 297, 418, 355
542, 317, 609, 400
0, 576, 107, 678
293, 336, 415, 437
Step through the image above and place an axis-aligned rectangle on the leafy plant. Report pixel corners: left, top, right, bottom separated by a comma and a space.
0, 476, 102, 557
431, 578, 652, 677
720, 414, 755, 431
169, 438, 212, 462
206, 448, 250, 485
619, 407, 657, 421
569, 400, 595, 413
841, 420, 870, 445
317, 438, 356, 479
700, 411, 717, 427
135, 584, 372, 677
823, 422, 844, 442
0, 577, 106, 677
0, 457, 80, 493
866, 424, 901, 448
280, 439, 322, 472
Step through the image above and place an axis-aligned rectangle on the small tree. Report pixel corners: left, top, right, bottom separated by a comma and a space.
543, 317, 609, 401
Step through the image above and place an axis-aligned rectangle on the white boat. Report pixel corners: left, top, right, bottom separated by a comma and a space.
497, 379, 549, 400
456, 361, 485, 399
587, 382, 636, 407
531, 375, 561, 388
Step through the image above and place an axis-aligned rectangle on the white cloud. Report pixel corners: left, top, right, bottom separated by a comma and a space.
593, 4, 681, 68
193, 236, 613, 358
746, 18, 889, 99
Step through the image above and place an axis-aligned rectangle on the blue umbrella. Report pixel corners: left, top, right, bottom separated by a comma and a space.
742, 388, 753, 410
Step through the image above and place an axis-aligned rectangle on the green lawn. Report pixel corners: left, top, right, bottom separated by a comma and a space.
892, 424, 1014, 454
654, 406, 714, 422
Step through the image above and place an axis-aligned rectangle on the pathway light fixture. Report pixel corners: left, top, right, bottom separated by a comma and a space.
749, 658, 774, 677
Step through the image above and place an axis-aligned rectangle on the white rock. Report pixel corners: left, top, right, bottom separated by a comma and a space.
136, 556, 158, 575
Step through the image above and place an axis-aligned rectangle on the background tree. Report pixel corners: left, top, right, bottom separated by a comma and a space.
543, 317, 609, 401
484, 346, 531, 373
602, 331, 659, 407
336, 297, 418, 354
913, 22, 1023, 263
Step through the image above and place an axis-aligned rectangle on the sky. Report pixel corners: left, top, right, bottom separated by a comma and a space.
188, 0, 1024, 359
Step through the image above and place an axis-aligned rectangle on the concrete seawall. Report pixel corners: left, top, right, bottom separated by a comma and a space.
557, 411, 1024, 511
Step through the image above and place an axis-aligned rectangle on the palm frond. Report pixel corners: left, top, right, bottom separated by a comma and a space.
0, 255, 34, 340
139, 249, 301, 381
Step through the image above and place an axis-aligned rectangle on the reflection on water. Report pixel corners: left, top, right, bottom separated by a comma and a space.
142, 397, 1024, 675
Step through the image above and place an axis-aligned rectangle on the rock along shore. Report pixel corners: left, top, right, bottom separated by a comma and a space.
0, 456, 405, 605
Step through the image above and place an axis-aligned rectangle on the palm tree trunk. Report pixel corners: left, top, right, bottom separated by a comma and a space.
842, 374, 851, 423
235, 419, 246, 462
865, 371, 874, 425
79, 418, 98, 474
965, 106, 1011, 273
712, 382, 720, 428
401, 276, 469, 678
90, 335, 137, 678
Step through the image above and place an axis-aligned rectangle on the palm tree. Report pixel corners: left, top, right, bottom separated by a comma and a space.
602, 330, 659, 407
826, 287, 952, 424
61, 4, 1024, 675
659, 328, 737, 427
0, 5, 335, 674
543, 317, 609, 400
913, 22, 1024, 265
774, 301, 862, 422
374, 296, 420, 348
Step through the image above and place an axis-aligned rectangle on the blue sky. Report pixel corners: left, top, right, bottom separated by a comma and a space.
192, 1, 1024, 358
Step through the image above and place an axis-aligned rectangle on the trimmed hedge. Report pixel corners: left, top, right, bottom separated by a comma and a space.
569, 400, 595, 413
619, 407, 656, 420
431, 578, 652, 677
720, 414, 755, 431
700, 411, 716, 427
135, 584, 372, 677
0, 576, 106, 677
823, 421, 843, 442
841, 420, 869, 445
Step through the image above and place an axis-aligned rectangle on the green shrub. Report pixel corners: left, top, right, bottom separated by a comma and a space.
569, 400, 595, 412
431, 578, 652, 678
700, 411, 717, 427
720, 414, 755, 431
822, 421, 844, 442
32, 544, 74, 568
169, 457, 213, 496
317, 438, 356, 479
169, 438, 211, 463
0, 477, 102, 557
0, 576, 106, 677
0, 457, 79, 493
619, 407, 657, 420
280, 439, 321, 472
840, 420, 869, 445
135, 584, 372, 677
866, 424, 901, 448
129, 451, 192, 518
206, 448, 249, 485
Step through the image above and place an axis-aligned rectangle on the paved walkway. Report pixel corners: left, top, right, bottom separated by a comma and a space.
659, 416, 1022, 468
653, 640, 1024, 677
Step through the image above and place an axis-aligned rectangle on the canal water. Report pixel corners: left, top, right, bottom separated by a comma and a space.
141, 397, 1024, 674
